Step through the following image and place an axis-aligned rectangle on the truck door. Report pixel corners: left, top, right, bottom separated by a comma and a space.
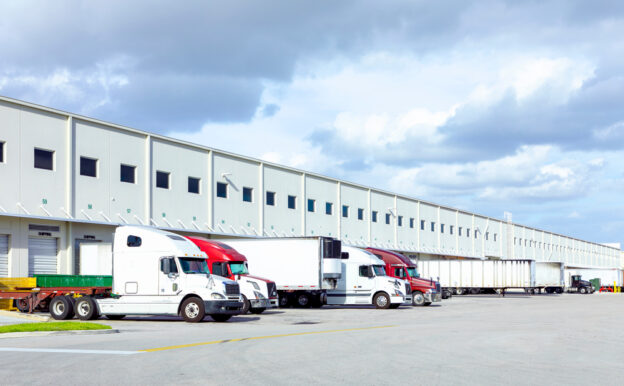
354, 265, 374, 303
159, 257, 180, 296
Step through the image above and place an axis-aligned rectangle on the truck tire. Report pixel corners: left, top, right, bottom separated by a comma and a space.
249, 308, 266, 314
75, 296, 99, 320
15, 299, 30, 313
455, 288, 465, 295
412, 291, 425, 306
210, 314, 232, 322
579, 286, 588, 294
296, 293, 311, 308
374, 293, 391, 309
240, 294, 250, 314
555, 287, 563, 294
105, 315, 126, 320
49, 296, 74, 320
470, 288, 480, 295
279, 293, 290, 308
181, 297, 205, 323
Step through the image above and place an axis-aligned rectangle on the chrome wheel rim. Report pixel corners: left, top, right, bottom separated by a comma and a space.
376, 295, 388, 307
185, 302, 200, 318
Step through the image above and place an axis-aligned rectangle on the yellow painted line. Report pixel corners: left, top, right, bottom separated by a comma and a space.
140, 325, 396, 353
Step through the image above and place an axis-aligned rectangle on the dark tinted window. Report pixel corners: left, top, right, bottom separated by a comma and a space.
288, 195, 296, 209
34, 148, 54, 170
385, 213, 391, 225
243, 187, 253, 202
266, 191, 275, 206
156, 171, 170, 189
441, 224, 445, 233
120, 164, 136, 183
420, 220, 425, 230
80, 157, 97, 177
431, 222, 435, 232
372, 211, 378, 222
216, 182, 227, 198
342, 205, 349, 218
410, 218, 414, 228
325, 202, 333, 215
307, 199, 315, 212
0, 141, 4, 163
212, 262, 227, 276
127, 235, 142, 247
359, 265, 370, 277
398, 216, 403, 226
188, 177, 200, 194
358, 208, 364, 220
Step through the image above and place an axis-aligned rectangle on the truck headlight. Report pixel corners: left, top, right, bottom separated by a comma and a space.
394, 290, 404, 296
211, 293, 225, 300
254, 291, 265, 299
426, 289, 433, 294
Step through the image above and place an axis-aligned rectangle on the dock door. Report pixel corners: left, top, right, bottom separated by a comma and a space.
0, 235, 8, 277
28, 237, 58, 276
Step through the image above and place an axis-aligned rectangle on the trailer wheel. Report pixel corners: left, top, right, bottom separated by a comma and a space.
49, 296, 74, 320
555, 287, 563, 294
279, 293, 290, 308
105, 315, 126, 320
181, 297, 205, 323
528, 288, 536, 295
15, 299, 30, 313
412, 291, 425, 306
470, 288, 480, 295
249, 307, 266, 314
455, 288, 465, 295
240, 294, 250, 314
579, 286, 588, 294
75, 297, 99, 320
374, 293, 391, 309
210, 314, 232, 322
296, 293, 311, 308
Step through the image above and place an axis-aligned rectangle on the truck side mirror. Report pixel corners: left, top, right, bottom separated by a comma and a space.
161, 259, 171, 275
341, 252, 349, 260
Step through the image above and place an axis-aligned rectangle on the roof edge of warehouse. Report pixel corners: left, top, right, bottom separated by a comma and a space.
0, 94, 617, 251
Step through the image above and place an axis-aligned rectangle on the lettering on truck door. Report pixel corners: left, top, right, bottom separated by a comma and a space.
159, 257, 180, 295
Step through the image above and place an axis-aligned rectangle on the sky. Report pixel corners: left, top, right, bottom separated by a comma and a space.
1, 0, 624, 245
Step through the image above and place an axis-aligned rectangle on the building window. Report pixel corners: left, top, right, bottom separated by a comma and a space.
409, 218, 414, 228
467, 228, 470, 238
266, 191, 275, 206
385, 213, 391, 225
450, 225, 454, 235
188, 177, 200, 194
216, 182, 228, 198
156, 171, 170, 189
494, 233, 497, 242
80, 157, 97, 177
243, 187, 253, 202
342, 205, 349, 218
440, 224, 445, 233
485, 232, 489, 241
372, 211, 378, 222
0, 141, 5, 163
358, 208, 364, 220
34, 148, 54, 170
288, 195, 296, 209
398, 216, 403, 226
120, 164, 136, 183
308, 199, 315, 212
326, 202, 333, 215
459, 227, 462, 236
475, 231, 478, 239
431, 222, 435, 232
420, 220, 425, 230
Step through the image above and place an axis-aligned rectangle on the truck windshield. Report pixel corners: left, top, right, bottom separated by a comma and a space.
372, 265, 386, 276
229, 262, 248, 275
406, 267, 419, 278
178, 258, 210, 274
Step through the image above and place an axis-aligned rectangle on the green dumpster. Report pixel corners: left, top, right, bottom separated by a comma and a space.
589, 278, 601, 292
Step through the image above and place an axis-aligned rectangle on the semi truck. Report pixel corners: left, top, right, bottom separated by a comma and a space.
366, 247, 442, 306
0, 226, 243, 322
214, 237, 411, 309
326, 246, 411, 309
564, 267, 622, 292
418, 259, 567, 295
185, 236, 279, 314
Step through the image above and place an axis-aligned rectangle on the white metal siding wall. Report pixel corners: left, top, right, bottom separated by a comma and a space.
28, 237, 58, 276
0, 235, 8, 277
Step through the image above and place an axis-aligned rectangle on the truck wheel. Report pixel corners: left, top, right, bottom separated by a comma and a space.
181, 297, 205, 323
470, 288, 480, 295
374, 293, 391, 309
240, 295, 250, 314
49, 296, 74, 320
15, 299, 30, 313
210, 314, 232, 322
528, 288, 536, 295
296, 293, 311, 308
555, 287, 563, 294
412, 291, 425, 306
279, 294, 290, 308
579, 286, 588, 294
455, 288, 464, 295
105, 315, 126, 320
75, 297, 99, 320
249, 308, 266, 314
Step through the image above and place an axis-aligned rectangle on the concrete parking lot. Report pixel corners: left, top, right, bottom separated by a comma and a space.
0, 293, 623, 385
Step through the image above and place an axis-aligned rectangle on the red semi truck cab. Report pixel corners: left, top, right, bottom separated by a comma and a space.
366, 247, 442, 306
186, 237, 279, 314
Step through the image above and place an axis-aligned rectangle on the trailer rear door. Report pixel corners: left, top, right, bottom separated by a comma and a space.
0, 235, 8, 277
28, 237, 58, 276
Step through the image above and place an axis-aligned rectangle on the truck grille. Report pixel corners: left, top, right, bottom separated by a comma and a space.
225, 283, 240, 296
435, 282, 441, 292
267, 282, 278, 297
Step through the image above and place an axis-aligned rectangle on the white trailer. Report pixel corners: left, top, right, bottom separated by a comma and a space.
419, 259, 564, 295
564, 267, 623, 289
214, 237, 343, 307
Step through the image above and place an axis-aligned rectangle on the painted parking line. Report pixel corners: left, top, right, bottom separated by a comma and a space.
0, 348, 141, 355
141, 325, 397, 353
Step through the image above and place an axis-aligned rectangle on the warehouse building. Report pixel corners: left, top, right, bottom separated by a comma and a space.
0, 95, 622, 278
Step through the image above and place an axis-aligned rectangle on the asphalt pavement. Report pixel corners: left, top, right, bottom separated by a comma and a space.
0, 293, 623, 385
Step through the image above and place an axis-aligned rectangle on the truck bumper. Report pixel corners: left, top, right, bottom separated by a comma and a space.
249, 298, 273, 309
269, 298, 279, 308
424, 292, 442, 303
390, 294, 406, 304
204, 300, 243, 315
403, 294, 413, 304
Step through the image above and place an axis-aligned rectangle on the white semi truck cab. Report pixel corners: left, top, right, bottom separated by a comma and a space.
94, 226, 243, 322
326, 246, 412, 309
